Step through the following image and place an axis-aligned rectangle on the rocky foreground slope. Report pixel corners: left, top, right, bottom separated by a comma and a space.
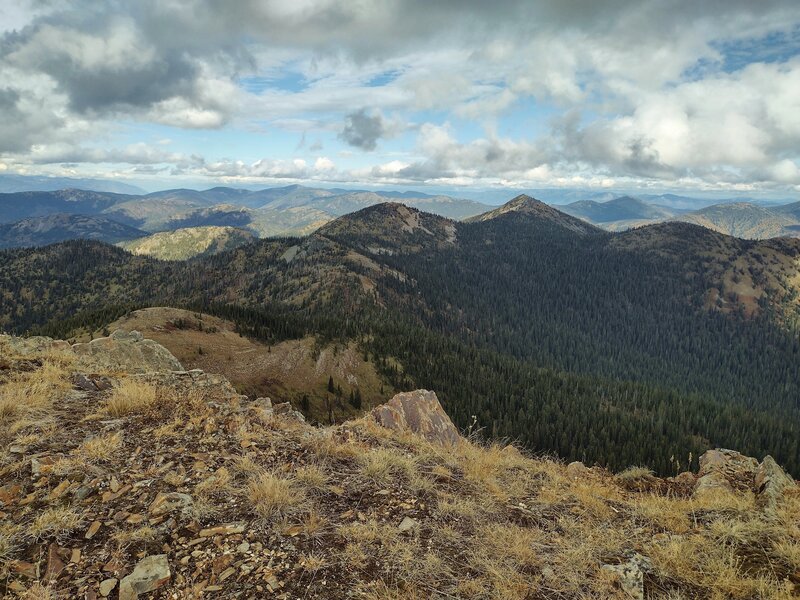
0, 332, 798, 599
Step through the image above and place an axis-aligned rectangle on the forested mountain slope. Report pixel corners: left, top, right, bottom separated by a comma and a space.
0, 214, 146, 249
1, 196, 799, 474
118, 226, 256, 260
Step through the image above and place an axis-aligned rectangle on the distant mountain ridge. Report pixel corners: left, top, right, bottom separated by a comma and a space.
559, 195, 800, 239
0, 185, 492, 243
561, 196, 677, 223
466, 194, 601, 235
0, 213, 146, 249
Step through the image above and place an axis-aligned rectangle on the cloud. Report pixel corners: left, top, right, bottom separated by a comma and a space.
339, 109, 386, 150
0, 0, 798, 192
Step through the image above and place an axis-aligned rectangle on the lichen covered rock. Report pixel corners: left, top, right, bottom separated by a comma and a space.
370, 389, 461, 445
71, 330, 183, 373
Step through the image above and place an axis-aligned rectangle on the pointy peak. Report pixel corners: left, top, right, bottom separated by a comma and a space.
468, 194, 601, 235
505, 194, 545, 209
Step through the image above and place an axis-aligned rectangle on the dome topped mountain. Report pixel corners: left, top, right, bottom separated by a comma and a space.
316, 202, 458, 253
467, 194, 601, 235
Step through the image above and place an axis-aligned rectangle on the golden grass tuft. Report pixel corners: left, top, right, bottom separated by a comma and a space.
0, 522, 21, 562
112, 525, 157, 548
195, 466, 232, 497
18, 583, 59, 600
78, 431, 123, 462
358, 446, 417, 486
28, 507, 83, 541
247, 471, 307, 520
616, 465, 654, 481
0, 360, 71, 428
104, 379, 157, 417
295, 463, 329, 492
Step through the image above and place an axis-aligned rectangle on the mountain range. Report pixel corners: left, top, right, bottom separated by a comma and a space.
0, 185, 492, 249
1, 184, 798, 253
561, 196, 800, 238
1, 195, 799, 476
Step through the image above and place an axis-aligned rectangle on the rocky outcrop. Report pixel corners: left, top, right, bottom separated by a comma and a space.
71, 330, 183, 373
0, 334, 71, 356
370, 389, 461, 445
694, 449, 795, 509
755, 455, 797, 510
694, 448, 758, 496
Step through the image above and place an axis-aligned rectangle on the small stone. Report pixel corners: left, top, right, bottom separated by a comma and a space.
13, 560, 38, 579
74, 485, 94, 501
49, 479, 71, 500
149, 492, 194, 517
70, 548, 81, 564
200, 523, 246, 537
102, 484, 131, 503
601, 553, 652, 600
85, 521, 102, 540
398, 516, 419, 534
265, 574, 279, 591
45, 543, 66, 580
0, 483, 21, 505
99, 578, 117, 597
118, 554, 170, 600
566, 461, 588, 476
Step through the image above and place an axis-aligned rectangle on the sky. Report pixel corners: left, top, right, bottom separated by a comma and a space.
0, 0, 799, 197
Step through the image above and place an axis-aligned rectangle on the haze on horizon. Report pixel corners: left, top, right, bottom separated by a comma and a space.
0, 0, 799, 199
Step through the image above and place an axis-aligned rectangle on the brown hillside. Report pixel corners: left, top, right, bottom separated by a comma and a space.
89, 308, 393, 422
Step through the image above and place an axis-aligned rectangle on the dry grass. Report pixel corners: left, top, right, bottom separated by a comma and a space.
616, 465, 654, 481
28, 507, 83, 541
246, 471, 307, 520
2, 338, 799, 599
104, 379, 158, 416
0, 360, 71, 429
0, 522, 21, 563
231, 455, 262, 479
635, 494, 692, 533
195, 466, 232, 496
112, 525, 157, 548
358, 446, 417, 486
17, 583, 59, 600
78, 431, 123, 462
295, 463, 329, 492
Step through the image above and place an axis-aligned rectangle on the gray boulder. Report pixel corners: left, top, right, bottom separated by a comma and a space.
72, 330, 183, 373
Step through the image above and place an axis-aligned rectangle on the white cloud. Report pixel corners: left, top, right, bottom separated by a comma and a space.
0, 0, 798, 192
